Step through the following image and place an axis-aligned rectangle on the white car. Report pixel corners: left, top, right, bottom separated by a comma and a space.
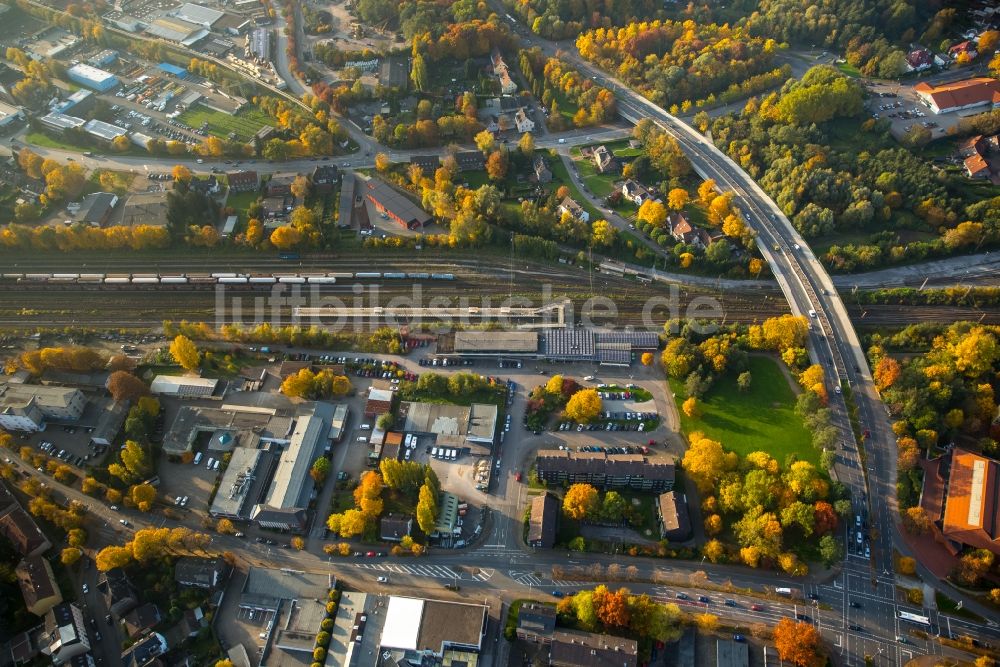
377, 576, 388, 583
82, 584, 89, 594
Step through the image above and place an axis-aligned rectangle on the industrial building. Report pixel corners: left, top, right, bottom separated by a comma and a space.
208, 446, 273, 519
74, 192, 119, 226
52, 90, 94, 116
364, 177, 431, 229
251, 402, 334, 532
0, 384, 86, 432
162, 402, 291, 455
915, 77, 1000, 114
397, 401, 497, 453
39, 112, 86, 135
66, 63, 119, 92
146, 16, 209, 46
120, 191, 170, 228
921, 448, 1000, 556
174, 557, 227, 589
515, 603, 556, 644
174, 2, 225, 28
0, 101, 24, 131
239, 568, 335, 658
536, 450, 675, 492
378, 596, 488, 661
150, 375, 219, 398
435, 328, 658, 366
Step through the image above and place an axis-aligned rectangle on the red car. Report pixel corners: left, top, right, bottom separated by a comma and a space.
515, 471, 523, 482
751, 604, 764, 611
366, 551, 376, 557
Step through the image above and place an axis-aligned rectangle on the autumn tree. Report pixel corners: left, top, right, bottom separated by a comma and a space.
667, 188, 689, 210
172, 165, 192, 183
873, 357, 901, 391
640, 352, 654, 366
956, 549, 995, 586
475, 130, 496, 155
61, 547, 83, 566
773, 618, 824, 667
486, 149, 509, 181
517, 132, 535, 157
563, 483, 599, 520
107, 371, 149, 402
310, 456, 331, 484
637, 199, 667, 228
169, 335, 200, 371
565, 388, 602, 423
682, 396, 700, 418
374, 153, 390, 172
682, 433, 736, 493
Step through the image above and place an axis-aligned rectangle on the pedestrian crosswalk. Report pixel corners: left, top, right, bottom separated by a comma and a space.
355, 562, 494, 581
509, 570, 580, 587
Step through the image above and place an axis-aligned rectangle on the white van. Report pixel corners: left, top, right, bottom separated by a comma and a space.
360, 424, 372, 431
206, 457, 214, 470
213, 460, 220, 471
357, 436, 368, 443
450, 449, 458, 460
193, 452, 203, 465
431, 447, 439, 458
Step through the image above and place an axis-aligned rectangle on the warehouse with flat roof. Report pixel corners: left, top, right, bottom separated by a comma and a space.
251, 402, 333, 531
67, 63, 119, 92
150, 375, 219, 398
146, 17, 209, 46
379, 596, 487, 658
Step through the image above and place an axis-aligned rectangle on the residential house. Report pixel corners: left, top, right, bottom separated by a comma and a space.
906, 47, 935, 71
261, 195, 292, 219
189, 175, 221, 196
949, 40, 978, 60
514, 108, 535, 133
364, 387, 394, 417
959, 135, 988, 158
266, 173, 296, 196
535, 450, 675, 492
226, 170, 259, 193
39, 603, 90, 665
121, 632, 168, 667
534, 156, 552, 183
558, 197, 590, 223
620, 179, 652, 206
491, 49, 516, 95
965, 153, 991, 179
668, 212, 703, 247
178, 607, 206, 639
16, 555, 62, 616
497, 113, 515, 132
380, 514, 413, 542
516, 603, 556, 643
548, 630, 637, 667
528, 493, 558, 549
592, 145, 617, 174
0, 506, 52, 557
410, 155, 440, 173
174, 556, 227, 589
453, 151, 486, 172
484, 116, 500, 133
656, 491, 691, 542
122, 602, 163, 638
99, 567, 139, 616
311, 164, 339, 193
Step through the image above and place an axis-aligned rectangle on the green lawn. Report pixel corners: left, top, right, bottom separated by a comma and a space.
177, 106, 271, 142
572, 153, 617, 199
25, 131, 146, 157
836, 62, 862, 78
225, 190, 260, 223
669, 355, 817, 465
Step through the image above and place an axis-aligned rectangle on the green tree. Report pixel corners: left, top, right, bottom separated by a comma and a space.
310, 457, 331, 484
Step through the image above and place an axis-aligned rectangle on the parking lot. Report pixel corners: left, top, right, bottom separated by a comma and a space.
864, 80, 961, 141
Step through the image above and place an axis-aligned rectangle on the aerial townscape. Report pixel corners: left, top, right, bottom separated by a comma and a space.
2, 0, 1000, 666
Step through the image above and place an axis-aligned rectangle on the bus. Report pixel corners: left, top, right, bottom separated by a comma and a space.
775, 587, 793, 596
898, 611, 931, 626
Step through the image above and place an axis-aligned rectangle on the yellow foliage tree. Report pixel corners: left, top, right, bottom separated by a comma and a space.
565, 388, 602, 423
169, 335, 200, 371
667, 188, 689, 210
562, 483, 599, 520
682, 396, 700, 418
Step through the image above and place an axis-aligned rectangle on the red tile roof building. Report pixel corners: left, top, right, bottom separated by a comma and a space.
915, 78, 1000, 114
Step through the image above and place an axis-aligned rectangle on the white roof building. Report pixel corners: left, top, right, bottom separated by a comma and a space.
150, 375, 219, 397
174, 3, 224, 28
